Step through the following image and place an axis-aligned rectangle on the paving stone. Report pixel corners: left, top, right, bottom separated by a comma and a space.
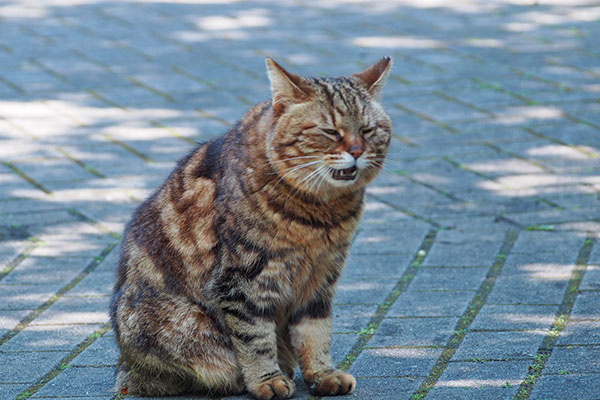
71, 335, 119, 367
348, 347, 443, 378
558, 320, 600, 345
470, 305, 559, 331
422, 229, 505, 267
1, 256, 89, 285
452, 331, 544, 361
0, 309, 29, 335
529, 373, 600, 400
544, 345, 600, 375
0, 384, 29, 400
67, 269, 115, 297
368, 317, 458, 348
347, 377, 422, 400
427, 384, 519, 400
342, 254, 413, 280
31, 366, 114, 398
31, 295, 110, 326
331, 304, 378, 333
487, 269, 572, 305
350, 222, 429, 256
580, 264, 600, 291
333, 280, 396, 306
388, 291, 474, 317
331, 333, 358, 366
571, 292, 600, 320
429, 360, 531, 399
409, 267, 489, 291
0, 283, 60, 310
1, 324, 102, 352
0, 351, 69, 384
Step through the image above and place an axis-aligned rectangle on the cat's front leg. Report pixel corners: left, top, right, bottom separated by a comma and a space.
220, 295, 295, 399
289, 297, 356, 396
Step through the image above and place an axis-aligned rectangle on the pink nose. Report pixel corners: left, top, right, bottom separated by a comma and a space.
348, 145, 364, 159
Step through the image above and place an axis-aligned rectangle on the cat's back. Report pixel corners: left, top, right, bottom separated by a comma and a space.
114, 139, 223, 295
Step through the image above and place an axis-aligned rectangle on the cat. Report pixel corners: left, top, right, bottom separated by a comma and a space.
110, 57, 392, 399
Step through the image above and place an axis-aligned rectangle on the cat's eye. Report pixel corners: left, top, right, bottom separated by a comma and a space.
361, 127, 375, 136
321, 128, 342, 141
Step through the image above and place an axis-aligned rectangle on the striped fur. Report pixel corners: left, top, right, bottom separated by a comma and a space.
110, 57, 392, 399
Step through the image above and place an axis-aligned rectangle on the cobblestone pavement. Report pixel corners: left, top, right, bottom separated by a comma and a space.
1, 0, 599, 399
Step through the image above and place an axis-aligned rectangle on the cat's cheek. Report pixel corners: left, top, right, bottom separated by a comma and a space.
355, 156, 370, 170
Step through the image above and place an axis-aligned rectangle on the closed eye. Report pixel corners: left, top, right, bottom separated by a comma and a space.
321, 128, 341, 141
361, 127, 375, 136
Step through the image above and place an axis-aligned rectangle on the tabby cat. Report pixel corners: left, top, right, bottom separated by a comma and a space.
110, 57, 392, 399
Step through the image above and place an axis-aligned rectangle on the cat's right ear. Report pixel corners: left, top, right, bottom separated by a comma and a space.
265, 58, 310, 112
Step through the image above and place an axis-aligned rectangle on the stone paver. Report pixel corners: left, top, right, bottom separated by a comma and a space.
0, 1, 599, 399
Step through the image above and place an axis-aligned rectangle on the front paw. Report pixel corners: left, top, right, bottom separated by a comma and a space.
310, 370, 355, 396
249, 375, 295, 400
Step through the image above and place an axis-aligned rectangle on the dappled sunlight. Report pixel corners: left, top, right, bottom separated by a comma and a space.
491, 173, 599, 188
437, 378, 522, 388
519, 263, 573, 281
526, 144, 592, 160
192, 10, 271, 31
352, 36, 443, 49
493, 106, 565, 125
462, 37, 504, 48
36, 311, 109, 325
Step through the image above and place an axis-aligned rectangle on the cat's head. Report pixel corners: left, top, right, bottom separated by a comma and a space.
265, 57, 392, 198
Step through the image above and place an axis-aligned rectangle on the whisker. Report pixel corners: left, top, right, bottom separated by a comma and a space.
312, 166, 330, 204
292, 165, 327, 199
271, 162, 323, 192
269, 160, 321, 176
264, 155, 320, 166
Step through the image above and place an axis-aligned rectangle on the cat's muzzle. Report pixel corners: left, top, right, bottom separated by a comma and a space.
332, 166, 358, 181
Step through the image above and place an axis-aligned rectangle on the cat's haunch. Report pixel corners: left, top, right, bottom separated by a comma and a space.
110, 57, 392, 399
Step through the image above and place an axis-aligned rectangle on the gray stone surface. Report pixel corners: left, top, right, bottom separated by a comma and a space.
429, 360, 531, 399
470, 305, 559, 331
571, 292, 600, 320
368, 317, 459, 348
388, 291, 474, 317
558, 320, 600, 345
408, 267, 489, 291
348, 347, 443, 377
529, 373, 600, 400
452, 331, 544, 361
1, 0, 599, 399
544, 345, 600, 374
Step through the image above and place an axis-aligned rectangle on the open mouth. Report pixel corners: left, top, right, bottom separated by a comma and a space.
332, 166, 358, 181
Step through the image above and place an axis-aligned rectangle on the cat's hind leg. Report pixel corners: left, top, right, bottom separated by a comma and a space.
112, 285, 244, 396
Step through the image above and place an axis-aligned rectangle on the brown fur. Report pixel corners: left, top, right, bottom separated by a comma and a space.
110, 57, 392, 399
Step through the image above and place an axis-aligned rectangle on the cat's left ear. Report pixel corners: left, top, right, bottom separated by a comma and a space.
352, 57, 392, 99
265, 58, 310, 111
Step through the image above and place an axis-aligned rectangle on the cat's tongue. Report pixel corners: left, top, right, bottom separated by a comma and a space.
332, 166, 358, 181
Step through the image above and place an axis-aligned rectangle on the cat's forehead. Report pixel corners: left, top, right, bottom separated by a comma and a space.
307, 76, 369, 116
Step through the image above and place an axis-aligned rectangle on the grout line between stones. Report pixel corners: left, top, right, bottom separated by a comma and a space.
365, 193, 441, 227
514, 236, 595, 400
0, 237, 44, 281
334, 228, 438, 378
0, 242, 117, 347
14, 322, 111, 400
1, 161, 52, 194
410, 228, 519, 399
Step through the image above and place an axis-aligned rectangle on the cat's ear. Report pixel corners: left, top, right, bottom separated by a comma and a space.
352, 57, 392, 99
265, 58, 310, 111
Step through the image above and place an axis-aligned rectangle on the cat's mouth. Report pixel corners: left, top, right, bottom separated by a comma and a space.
332, 166, 358, 181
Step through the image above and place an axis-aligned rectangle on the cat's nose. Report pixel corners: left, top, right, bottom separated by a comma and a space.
348, 144, 364, 159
